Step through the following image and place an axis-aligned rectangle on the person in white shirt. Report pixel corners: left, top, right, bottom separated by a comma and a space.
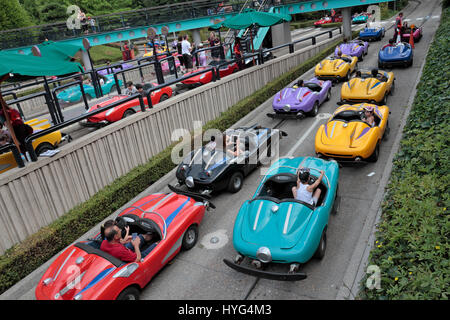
292, 167, 324, 206
181, 35, 193, 73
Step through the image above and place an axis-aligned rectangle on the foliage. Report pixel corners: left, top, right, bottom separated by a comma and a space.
0, 34, 350, 295
359, 7, 450, 300
0, 0, 33, 30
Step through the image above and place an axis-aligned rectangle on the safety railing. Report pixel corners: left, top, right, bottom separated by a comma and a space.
23, 93, 145, 161
11, 22, 343, 169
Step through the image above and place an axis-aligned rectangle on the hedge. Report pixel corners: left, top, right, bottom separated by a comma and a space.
359, 7, 450, 300
0, 34, 352, 295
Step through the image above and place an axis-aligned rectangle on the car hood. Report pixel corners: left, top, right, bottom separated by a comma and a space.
319, 120, 372, 148
36, 243, 118, 300
335, 43, 362, 56
379, 44, 412, 59
87, 95, 128, 121
343, 77, 384, 97
239, 199, 314, 249
273, 87, 312, 107
316, 58, 349, 73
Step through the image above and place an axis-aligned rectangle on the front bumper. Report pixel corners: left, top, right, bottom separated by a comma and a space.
223, 258, 307, 281
267, 111, 306, 119
79, 119, 109, 128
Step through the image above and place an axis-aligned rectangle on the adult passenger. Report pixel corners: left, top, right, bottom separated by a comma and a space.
292, 167, 324, 206
176, 35, 186, 73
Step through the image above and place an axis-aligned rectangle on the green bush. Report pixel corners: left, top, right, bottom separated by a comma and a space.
359, 7, 450, 300
0, 34, 349, 295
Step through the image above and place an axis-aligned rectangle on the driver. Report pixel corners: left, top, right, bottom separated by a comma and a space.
362, 105, 376, 127
292, 167, 325, 206
225, 134, 240, 157
371, 68, 384, 81
293, 79, 304, 88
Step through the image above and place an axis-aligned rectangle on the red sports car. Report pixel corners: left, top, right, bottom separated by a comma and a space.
35, 186, 213, 300
180, 60, 238, 88
80, 83, 172, 127
314, 15, 342, 26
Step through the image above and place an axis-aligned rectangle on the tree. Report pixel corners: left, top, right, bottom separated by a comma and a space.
0, 0, 33, 30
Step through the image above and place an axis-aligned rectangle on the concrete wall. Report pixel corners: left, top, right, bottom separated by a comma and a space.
0, 33, 343, 254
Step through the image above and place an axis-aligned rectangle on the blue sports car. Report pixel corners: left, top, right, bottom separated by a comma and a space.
223, 156, 340, 281
57, 74, 122, 103
359, 27, 385, 41
378, 42, 413, 68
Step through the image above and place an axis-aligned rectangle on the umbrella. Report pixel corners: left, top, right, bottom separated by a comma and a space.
211, 8, 291, 30
30, 40, 84, 61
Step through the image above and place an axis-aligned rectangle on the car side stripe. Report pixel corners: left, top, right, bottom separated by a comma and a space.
78, 267, 115, 295
283, 204, 294, 234
253, 202, 264, 231
165, 197, 191, 228
53, 248, 76, 281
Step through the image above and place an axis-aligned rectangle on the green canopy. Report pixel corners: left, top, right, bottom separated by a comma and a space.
211, 8, 292, 30
30, 40, 84, 61
0, 50, 83, 78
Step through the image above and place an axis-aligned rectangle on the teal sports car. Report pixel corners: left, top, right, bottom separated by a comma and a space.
224, 156, 340, 281
352, 14, 369, 24
57, 74, 121, 103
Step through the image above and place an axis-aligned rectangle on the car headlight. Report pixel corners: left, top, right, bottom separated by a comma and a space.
185, 176, 194, 188
256, 247, 272, 263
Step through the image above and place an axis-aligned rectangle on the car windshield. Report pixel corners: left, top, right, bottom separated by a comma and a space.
332, 110, 363, 122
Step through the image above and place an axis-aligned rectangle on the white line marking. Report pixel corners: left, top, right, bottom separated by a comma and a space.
367, 172, 375, 177
285, 113, 331, 158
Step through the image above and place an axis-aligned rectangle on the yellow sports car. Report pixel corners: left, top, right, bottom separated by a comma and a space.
315, 54, 358, 82
143, 46, 168, 58
315, 103, 389, 162
0, 119, 63, 174
341, 69, 395, 105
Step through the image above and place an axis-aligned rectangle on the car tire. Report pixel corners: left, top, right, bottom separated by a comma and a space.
159, 94, 169, 103
368, 142, 380, 162
325, 88, 331, 101
122, 109, 135, 118
35, 142, 54, 156
383, 120, 390, 141
116, 286, 140, 300
227, 171, 244, 193
181, 224, 199, 251
390, 80, 395, 95
314, 229, 327, 260
308, 101, 319, 117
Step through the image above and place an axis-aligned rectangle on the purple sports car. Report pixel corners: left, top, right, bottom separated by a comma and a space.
97, 63, 134, 76
268, 77, 332, 119
335, 40, 369, 61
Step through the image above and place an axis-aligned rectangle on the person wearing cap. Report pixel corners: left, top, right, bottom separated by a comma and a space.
292, 167, 325, 206
362, 105, 376, 127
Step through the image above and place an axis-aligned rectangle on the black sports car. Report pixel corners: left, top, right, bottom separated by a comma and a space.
175, 125, 287, 194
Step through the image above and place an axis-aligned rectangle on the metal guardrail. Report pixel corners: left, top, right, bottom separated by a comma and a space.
15, 24, 342, 167
23, 93, 145, 161
0, 0, 316, 50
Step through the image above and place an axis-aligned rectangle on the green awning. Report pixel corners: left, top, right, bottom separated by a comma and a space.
30, 40, 83, 61
0, 51, 83, 78
212, 8, 292, 30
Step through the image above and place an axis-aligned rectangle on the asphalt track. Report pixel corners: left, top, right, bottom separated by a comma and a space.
0, 0, 442, 301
